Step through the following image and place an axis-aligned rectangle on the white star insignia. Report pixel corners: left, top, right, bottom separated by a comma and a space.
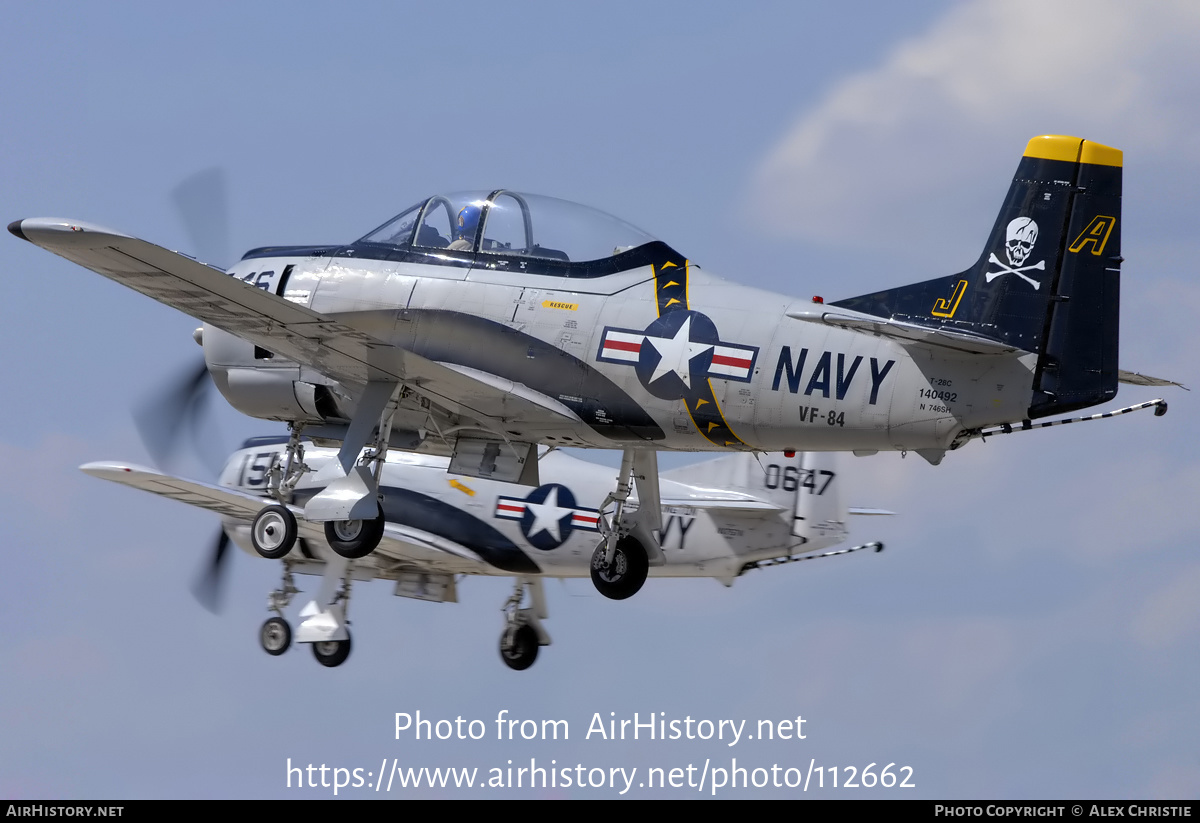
644, 316, 714, 388
524, 487, 572, 542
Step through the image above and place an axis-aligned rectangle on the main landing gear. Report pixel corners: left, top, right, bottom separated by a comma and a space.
590, 449, 657, 600
324, 506, 386, 560
590, 536, 649, 600
302, 380, 400, 560
249, 425, 309, 560
499, 577, 549, 671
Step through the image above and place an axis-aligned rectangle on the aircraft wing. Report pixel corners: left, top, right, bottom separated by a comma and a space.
79, 461, 493, 573
13, 219, 581, 435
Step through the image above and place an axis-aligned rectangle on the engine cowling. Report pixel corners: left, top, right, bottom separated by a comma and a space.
201, 324, 348, 423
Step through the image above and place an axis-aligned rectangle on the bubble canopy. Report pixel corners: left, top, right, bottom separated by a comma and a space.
352, 190, 667, 277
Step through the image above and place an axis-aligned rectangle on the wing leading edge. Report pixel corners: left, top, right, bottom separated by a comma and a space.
79, 461, 492, 573
13, 219, 582, 439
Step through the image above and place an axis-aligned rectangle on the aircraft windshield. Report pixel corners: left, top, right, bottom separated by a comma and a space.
358, 191, 658, 265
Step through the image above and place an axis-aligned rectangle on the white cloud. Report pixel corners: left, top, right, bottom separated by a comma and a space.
747, 0, 1200, 262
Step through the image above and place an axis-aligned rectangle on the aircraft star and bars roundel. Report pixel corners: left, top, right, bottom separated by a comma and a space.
494, 483, 601, 551
596, 255, 758, 447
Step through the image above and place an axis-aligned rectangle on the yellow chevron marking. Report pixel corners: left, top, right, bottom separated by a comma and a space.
664, 298, 681, 307
661, 261, 677, 268
694, 398, 709, 408
663, 280, 680, 288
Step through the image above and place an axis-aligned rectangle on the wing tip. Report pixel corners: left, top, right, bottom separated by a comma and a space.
79, 460, 160, 479
10, 218, 134, 249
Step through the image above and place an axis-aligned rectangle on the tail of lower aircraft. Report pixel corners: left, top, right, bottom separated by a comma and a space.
832, 135, 1122, 418
661, 451, 849, 552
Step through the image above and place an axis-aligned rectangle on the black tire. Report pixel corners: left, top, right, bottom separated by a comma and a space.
312, 632, 352, 668
260, 616, 291, 656
324, 506, 385, 559
251, 505, 298, 559
590, 536, 649, 600
499, 624, 539, 671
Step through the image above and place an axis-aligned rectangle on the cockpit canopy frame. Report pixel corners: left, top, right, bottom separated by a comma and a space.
340, 190, 674, 278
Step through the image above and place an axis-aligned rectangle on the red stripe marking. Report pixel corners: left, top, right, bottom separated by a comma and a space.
497, 502, 525, 513
604, 340, 642, 353
711, 354, 751, 368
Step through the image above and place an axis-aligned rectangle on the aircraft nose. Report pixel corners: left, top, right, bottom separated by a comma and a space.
8, 220, 28, 241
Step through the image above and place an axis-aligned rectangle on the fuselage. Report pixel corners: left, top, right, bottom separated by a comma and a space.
218, 443, 809, 581
211, 250, 1036, 457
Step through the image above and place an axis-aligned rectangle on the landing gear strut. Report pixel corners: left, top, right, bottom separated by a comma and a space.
499, 577, 548, 671
591, 449, 659, 600
303, 380, 401, 559
257, 557, 356, 668
258, 562, 299, 656
251, 425, 310, 559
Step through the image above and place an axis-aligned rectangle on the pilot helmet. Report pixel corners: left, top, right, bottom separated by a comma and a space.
456, 204, 482, 239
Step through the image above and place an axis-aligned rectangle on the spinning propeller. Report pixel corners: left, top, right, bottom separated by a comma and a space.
133, 169, 236, 612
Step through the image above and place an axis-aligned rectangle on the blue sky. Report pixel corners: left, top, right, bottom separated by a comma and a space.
2, 0, 1197, 798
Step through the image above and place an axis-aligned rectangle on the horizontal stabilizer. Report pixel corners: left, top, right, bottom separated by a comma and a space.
1118, 369, 1188, 390
787, 306, 1021, 354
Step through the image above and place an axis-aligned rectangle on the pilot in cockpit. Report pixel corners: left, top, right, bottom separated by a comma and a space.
448, 204, 481, 251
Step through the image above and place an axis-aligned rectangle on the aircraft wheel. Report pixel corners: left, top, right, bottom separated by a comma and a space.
590, 536, 648, 600
325, 507, 385, 559
499, 624, 538, 671
251, 505, 298, 559
312, 633, 352, 668
260, 616, 291, 656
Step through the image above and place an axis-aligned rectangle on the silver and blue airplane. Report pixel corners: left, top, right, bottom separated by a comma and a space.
82, 444, 884, 670
10, 134, 1174, 666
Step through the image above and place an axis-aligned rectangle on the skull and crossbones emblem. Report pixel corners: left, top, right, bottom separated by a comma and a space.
986, 217, 1044, 289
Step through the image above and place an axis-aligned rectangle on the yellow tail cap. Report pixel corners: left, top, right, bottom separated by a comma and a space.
1023, 134, 1122, 167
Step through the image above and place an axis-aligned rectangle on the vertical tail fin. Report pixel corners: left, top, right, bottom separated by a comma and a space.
832, 135, 1123, 417
791, 452, 848, 551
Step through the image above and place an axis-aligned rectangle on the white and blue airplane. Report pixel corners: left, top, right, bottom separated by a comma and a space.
82, 444, 886, 670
